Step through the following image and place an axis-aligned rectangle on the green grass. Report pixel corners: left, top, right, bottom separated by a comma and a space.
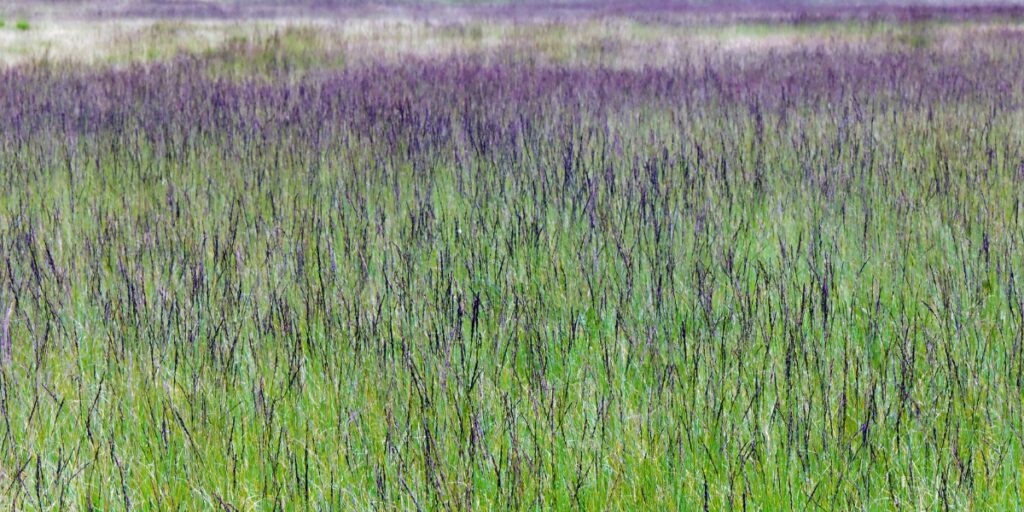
1, 15, 1024, 510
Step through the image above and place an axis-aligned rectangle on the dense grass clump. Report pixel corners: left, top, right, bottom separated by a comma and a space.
1, 16, 1024, 510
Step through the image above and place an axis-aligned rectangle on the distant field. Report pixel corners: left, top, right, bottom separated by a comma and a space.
2, 3, 1024, 510
3, 6, 1024, 66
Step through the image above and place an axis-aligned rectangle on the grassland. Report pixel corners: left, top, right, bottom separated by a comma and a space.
1, 4, 1024, 510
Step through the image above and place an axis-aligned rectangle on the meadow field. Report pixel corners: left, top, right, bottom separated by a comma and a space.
1, 2, 1024, 509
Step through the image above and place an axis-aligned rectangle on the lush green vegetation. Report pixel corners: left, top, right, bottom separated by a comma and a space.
1, 11, 1023, 510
